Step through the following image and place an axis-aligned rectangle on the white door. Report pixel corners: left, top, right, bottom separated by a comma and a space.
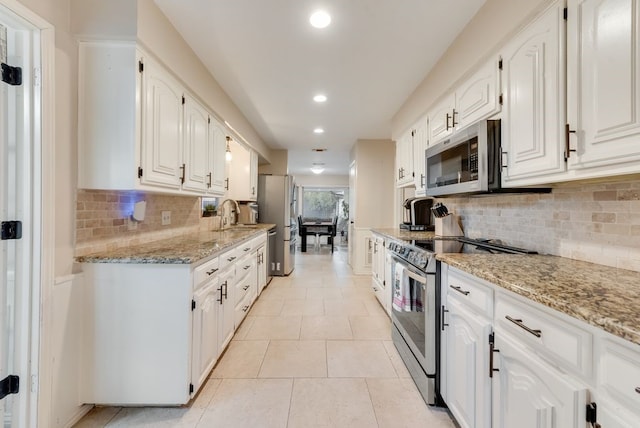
1, 8, 38, 426
182, 95, 209, 193
209, 118, 227, 195
428, 93, 455, 144
455, 57, 500, 132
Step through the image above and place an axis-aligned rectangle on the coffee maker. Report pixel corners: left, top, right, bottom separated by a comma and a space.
400, 197, 434, 231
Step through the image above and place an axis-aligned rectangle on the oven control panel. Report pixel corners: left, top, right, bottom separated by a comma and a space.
387, 240, 431, 270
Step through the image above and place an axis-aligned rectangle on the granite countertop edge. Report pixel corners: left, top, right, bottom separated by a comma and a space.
75, 224, 276, 265
437, 253, 640, 347
371, 228, 640, 347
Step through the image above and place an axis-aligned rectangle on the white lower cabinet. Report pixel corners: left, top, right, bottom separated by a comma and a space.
217, 262, 236, 352
492, 329, 587, 428
256, 243, 267, 294
440, 265, 640, 428
190, 278, 219, 394
446, 298, 492, 428
81, 233, 267, 406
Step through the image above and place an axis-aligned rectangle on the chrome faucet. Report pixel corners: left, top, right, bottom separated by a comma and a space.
220, 199, 240, 229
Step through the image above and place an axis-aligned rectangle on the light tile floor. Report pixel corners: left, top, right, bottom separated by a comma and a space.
74, 245, 455, 427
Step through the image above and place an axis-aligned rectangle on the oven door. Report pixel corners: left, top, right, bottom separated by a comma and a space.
390, 256, 436, 374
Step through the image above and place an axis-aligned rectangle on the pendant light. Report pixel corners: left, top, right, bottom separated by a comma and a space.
225, 136, 232, 162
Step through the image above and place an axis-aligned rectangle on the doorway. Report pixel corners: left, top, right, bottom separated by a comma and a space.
0, 1, 52, 426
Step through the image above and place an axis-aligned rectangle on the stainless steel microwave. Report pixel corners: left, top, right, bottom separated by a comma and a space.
425, 120, 499, 196
425, 119, 549, 197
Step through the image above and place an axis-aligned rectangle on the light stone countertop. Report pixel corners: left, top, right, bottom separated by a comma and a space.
75, 224, 276, 265
372, 228, 640, 346
439, 254, 640, 346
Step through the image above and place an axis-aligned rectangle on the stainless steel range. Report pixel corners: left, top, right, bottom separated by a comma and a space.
387, 236, 536, 407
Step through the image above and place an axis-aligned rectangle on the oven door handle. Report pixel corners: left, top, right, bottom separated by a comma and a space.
405, 269, 427, 285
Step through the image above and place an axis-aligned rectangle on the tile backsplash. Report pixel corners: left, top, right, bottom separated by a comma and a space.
75, 190, 217, 257
440, 177, 640, 271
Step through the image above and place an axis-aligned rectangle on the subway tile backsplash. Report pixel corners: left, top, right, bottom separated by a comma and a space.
440, 177, 640, 272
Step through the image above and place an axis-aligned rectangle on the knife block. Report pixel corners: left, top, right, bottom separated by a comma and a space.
435, 214, 464, 237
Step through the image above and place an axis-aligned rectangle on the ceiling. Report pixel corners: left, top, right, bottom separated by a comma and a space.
154, 0, 486, 176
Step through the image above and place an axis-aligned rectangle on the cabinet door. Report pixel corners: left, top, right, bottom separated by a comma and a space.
455, 58, 500, 132
502, 1, 566, 185
182, 95, 209, 193
446, 298, 492, 428
492, 330, 587, 428
257, 245, 267, 294
226, 139, 252, 200
567, 0, 640, 172
209, 118, 227, 195
249, 150, 258, 200
217, 266, 235, 352
140, 59, 183, 190
395, 131, 413, 186
412, 118, 428, 195
428, 93, 455, 144
191, 280, 219, 394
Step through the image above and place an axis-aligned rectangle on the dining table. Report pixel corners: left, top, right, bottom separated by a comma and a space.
300, 221, 335, 252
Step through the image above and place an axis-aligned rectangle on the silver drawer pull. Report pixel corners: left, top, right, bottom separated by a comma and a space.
505, 315, 542, 338
244, 265, 251, 270
243, 285, 250, 291
227, 256, 236, 262
243, 305, 249, 312
244, 247, 251, 252
450, 285, 470, 296
206, 268, 218, 275
635, 387, 640, 394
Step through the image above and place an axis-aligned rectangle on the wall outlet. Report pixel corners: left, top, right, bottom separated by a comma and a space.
126, 217, 138, 231
161, 211, 171, 225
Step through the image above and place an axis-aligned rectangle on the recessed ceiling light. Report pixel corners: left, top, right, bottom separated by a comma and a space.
313, 94, 327, 103
313, 128, 324, 134
311, 163, 325, 174
310, 10, 331, 29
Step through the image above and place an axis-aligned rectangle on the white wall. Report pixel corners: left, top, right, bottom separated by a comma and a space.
295, 175, 349, 188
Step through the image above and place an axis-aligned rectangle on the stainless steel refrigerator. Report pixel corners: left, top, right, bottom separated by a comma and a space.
257, 175, 297, 276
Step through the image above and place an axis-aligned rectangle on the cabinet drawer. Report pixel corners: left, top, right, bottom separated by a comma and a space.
237, 240, 255, 257
193, 257, 219, 289
495, 293, 592, 377
235, 270, 255, 305
219, 248, 240, 270
447, 269, 493, 317
598, 339, 640, 414
234, 290, 253, 327
236, 252, 255, 277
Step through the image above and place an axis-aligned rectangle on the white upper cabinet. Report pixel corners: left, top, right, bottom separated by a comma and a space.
412, 117, 429, 196
140, 54, 184, 191
78, 42, 231, 196
226, 139, 258, 201
396, 131, 414, 186
501, 0, 566, 186
182, 95, 210, 193
428, 93, 456, 143
566, 0, 640, 175
455, 58, 501, 131
428, 59, 500, 146
208, 118, 228, 195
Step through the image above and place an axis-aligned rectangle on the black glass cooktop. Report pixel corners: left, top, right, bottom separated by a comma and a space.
403, 237, 537, 255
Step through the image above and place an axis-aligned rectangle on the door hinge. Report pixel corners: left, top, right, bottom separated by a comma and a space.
1, 221, 22, 240
182, 95, 185, 105
138, 167, 143, 178
489, 332, 500, 378
563, 7, 568, 20
0, 375, 19, 400
586, 402, 600, 427
189, 383, 194, 394
498, 57, 503, 70
1, 63, 22, 86
499, 94, 503, 105
138, 60, 144, 73
191, 299, 196, 311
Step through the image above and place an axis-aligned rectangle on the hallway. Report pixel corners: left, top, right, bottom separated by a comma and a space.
75, 247, 455, 427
